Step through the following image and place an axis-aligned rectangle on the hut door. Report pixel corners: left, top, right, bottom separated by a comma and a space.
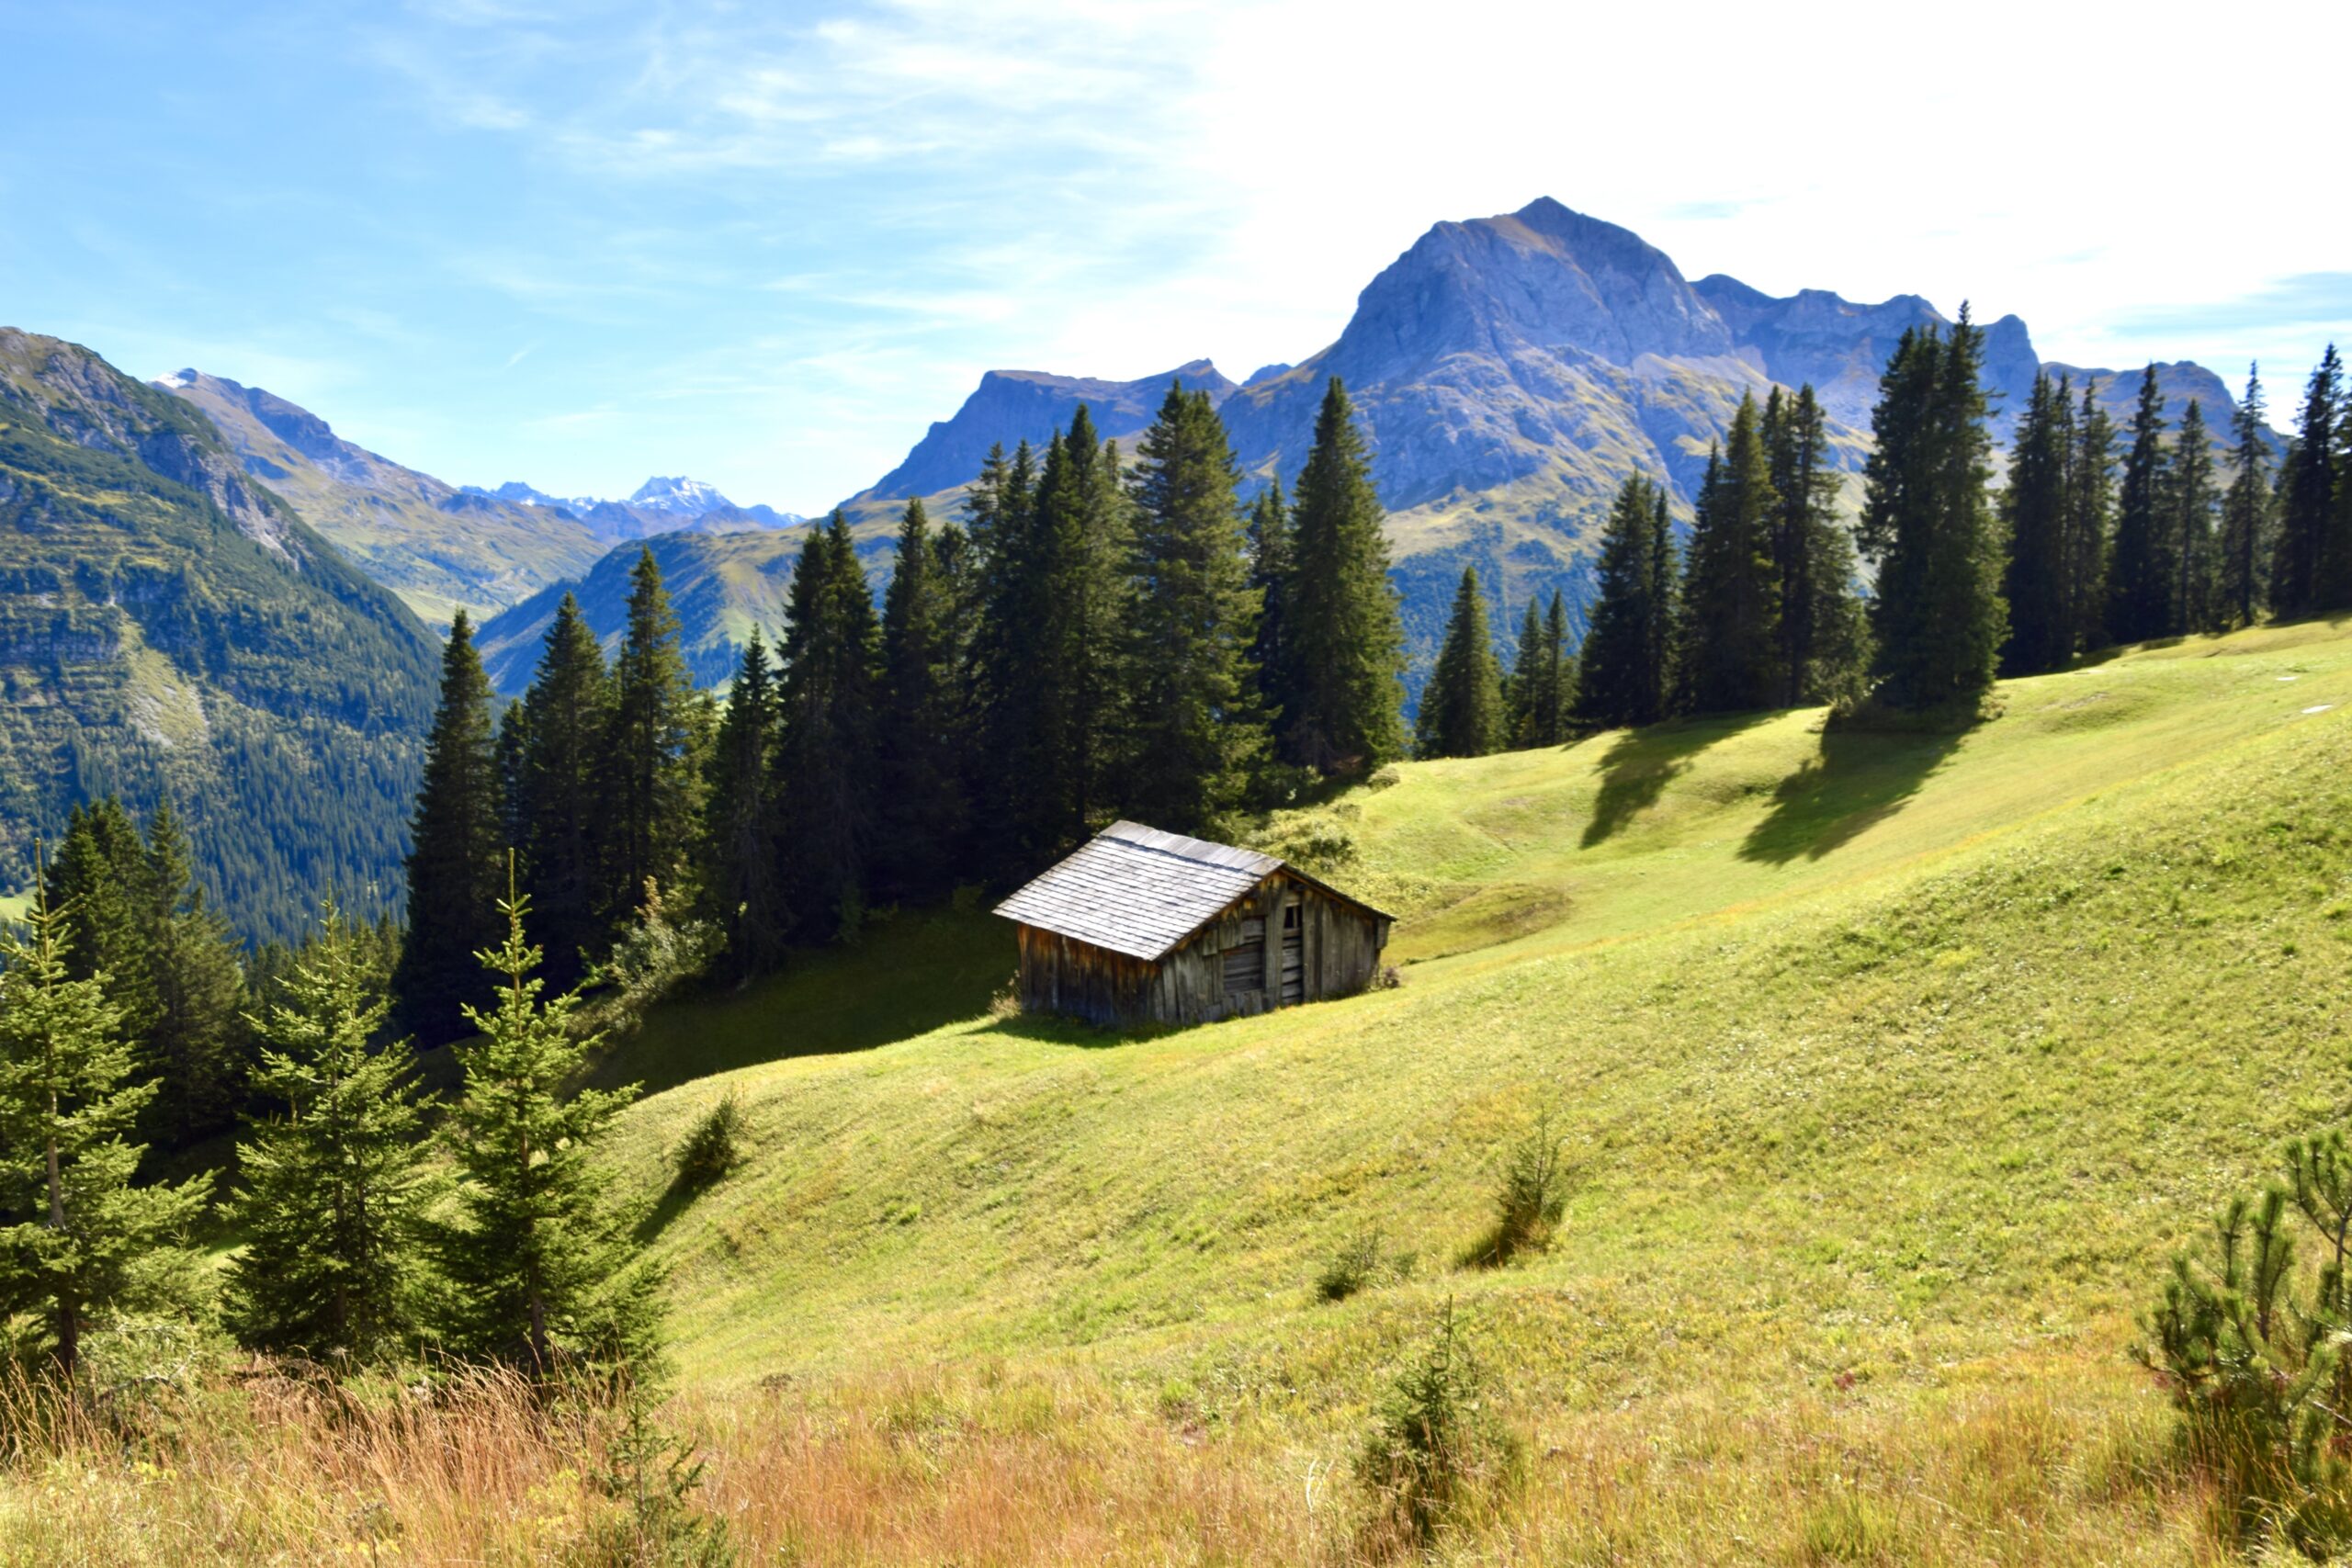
1280, 901, 1305, 1004
1223, 918, 1266, 998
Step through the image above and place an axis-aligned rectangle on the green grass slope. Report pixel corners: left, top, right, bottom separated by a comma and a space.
605, 620, 2349, 1369
575, 621, 2352, 1554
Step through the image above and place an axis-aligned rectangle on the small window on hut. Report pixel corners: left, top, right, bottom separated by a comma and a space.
1283, 904, 1301, 931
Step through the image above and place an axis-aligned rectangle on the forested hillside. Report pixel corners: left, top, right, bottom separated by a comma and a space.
0, 330, 436, 942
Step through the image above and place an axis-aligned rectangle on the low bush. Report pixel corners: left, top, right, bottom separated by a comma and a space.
1316, 1232, 1385, 1303
2138, 1130, 2352, 1554
1465, 1111, 1568, 1267
1356, 1300, 1520, 1551
673, 1096, 746, 1193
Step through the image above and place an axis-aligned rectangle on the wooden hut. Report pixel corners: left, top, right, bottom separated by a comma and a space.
995, 820, 1394, 1029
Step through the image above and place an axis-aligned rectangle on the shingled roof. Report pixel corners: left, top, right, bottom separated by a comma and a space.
992, 821, 1291, 962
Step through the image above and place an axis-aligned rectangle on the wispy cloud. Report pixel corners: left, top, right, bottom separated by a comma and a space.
2107, 274, 2352, 336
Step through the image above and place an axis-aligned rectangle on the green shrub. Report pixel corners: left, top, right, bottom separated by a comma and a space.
2138, 1131, 2352, 1554
579, 1388, 737, 1566
1356, 1301, 1519, 1550
1317, 1231, 1385, 1302
1466, 1111, 1568, 1267
673, 1095, 746, 1192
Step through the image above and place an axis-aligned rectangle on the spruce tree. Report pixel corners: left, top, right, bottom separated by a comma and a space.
876, 500, 968, 897
1856, 310, 2007, 712
225, 901, 429, 1363
43, 798, 156, 1042
698, 633, 782, 978
431, 874, 662, 1374
1505, 597, 1546, 747
2106, 366, 2175, 643
774, 514, 880, 940
1247, 479, 1300, 743
1575, 475, 1679, 728
2000, 371, 2075, 674
1764, 385, 1866, 705
2219, 365, 2271, 628
0, 879, 207, 1375
2166, 400, 2219, 634
2274, 346, 2345, 615
516, 593, 613, 991
1678, 394, 1782, 713
1030, 409, 1134, 844
2267, 347, 2342, 611
2064, 378, 2119, 652
1416, 566, 1505, 758
1284, 378, 1406, 775
964, 440, 1046, 874
1123, 383, 1266, 832
392, 612, 507, 1047
137, 800, 247, 1147
601, 548, 699, 933
1542, 592, 1574, 742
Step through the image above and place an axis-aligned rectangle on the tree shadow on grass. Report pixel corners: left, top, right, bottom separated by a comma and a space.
1738, 722, 1965, 865
635, 1170, 701, 1246
1581, 712, 1775, 849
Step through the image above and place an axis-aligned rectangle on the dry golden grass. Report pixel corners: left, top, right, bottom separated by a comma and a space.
0, 1345, 2251, 1566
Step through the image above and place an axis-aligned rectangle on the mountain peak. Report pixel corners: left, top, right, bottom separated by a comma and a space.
628, 475, 736, 516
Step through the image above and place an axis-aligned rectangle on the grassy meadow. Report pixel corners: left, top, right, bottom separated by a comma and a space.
15, 618, 2352, 1563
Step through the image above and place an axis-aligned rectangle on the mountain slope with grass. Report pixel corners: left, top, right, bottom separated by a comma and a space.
558, 617, 2352, 1560
0, 330, 436, 941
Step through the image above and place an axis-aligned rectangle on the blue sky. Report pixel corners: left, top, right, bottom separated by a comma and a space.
5, 0, 2346, 513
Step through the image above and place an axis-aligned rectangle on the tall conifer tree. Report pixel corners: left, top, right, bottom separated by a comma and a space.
226, 901, 429, 1362
431, 875, 662, 1374
1123, 384, 1266, 832
0, 881, 207, 1375
2273, 346, 2345, 614
1284, 378, 1405, 774
392, 612, 506, 1046
515, 594, 612, 990
1416, 567, 1504, 758
1247, 479, 1300, 742
137, 800, 247, 1146
1764, 385, 1865, 705
2000, 371, 2075, 674
1038, 409, 1134, 842
1505, 597, 1547, 746
1856, 310, 2006, 712
1543, 592, 1574, 741
2166, 400, 2218, 634
600, 550, 699, 931
2219, 365, 2271, 627
1575, 475, 1679, 728
774, 514, 880, 939
43, 798, 155, 1041
965, 440, 1046, 873
699, 633, 783, 976
876, 500, 968, 897
2106, 366, 2175, 642
2064, 378, 2118, 651
1679, 395, 1782, 713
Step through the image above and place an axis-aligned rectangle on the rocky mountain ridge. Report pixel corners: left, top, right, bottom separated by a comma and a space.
851, 197, 2274, 679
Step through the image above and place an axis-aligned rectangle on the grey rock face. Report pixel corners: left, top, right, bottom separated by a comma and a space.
862, 359, 1238, 502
